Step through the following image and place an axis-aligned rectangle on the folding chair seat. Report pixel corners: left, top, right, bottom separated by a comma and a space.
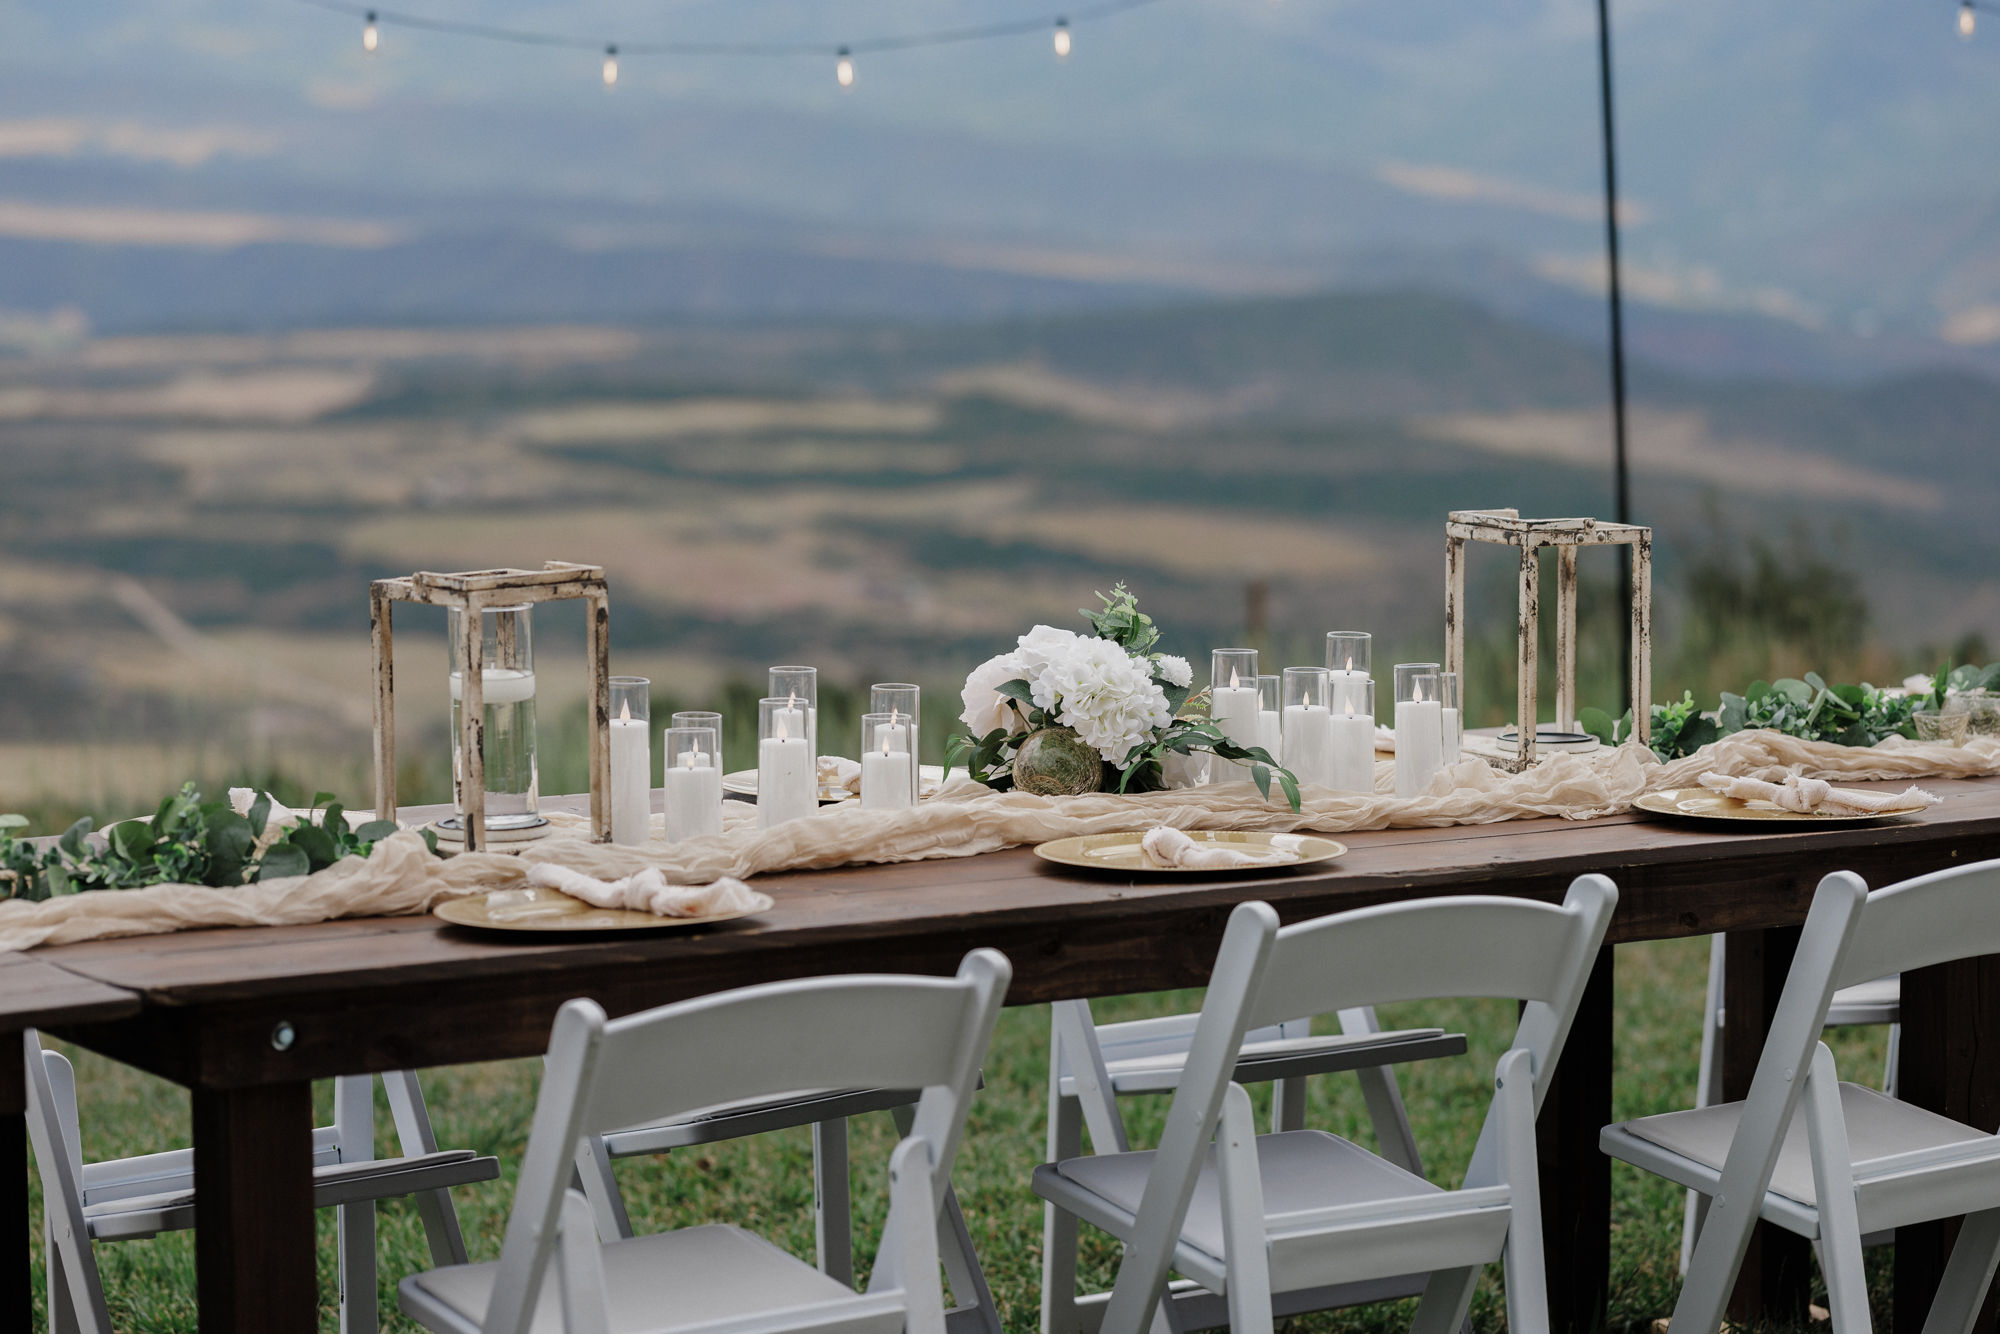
1604, 860, 2000, 1334
1034, 876, 1618, 1334
26, 1032, 498, 1334
401, 950, 1011, 1334
1041, 1002, 1464, 1333
574, 1084, 999, 1334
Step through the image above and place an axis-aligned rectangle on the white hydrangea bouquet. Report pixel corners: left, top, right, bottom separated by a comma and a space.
945, 585, 1300, 809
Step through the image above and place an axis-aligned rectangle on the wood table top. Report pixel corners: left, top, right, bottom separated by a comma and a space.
30, 776, 2000, 1089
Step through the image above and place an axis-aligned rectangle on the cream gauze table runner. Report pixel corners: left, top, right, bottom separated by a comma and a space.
4, 731, 1997, 952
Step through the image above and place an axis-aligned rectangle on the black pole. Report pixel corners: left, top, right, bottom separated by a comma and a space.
1596, 0, 1634, 710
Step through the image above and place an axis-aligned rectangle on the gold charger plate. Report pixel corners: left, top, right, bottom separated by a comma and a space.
434, 884, 772, 934
1034, 830, 1347, 874
1633, 788, 1933, 826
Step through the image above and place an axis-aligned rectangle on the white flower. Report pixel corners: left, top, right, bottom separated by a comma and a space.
1155, 654, 1192, 688
960, 651, 1027, 737
1042, 638, 1174, 766
1903, 673, 1934, 695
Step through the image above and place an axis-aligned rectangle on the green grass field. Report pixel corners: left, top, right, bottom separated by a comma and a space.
28, 934, 1896, 1333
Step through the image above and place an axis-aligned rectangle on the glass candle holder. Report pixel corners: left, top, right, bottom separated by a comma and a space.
671, 711, 724, 762
1329, 676, 1376, 793
1393, 664, 1444, 798
1282, 667, 1332, 787
768, 665, 819, 766
1915, 707, 1970, 746
860, 713, 916, 811
447, 603, 540, 830
1437, 671, 1462, 765
1210, 648, 1260, 780
1325, 631, 1372, 676
663, 726, 723, 842
608, 676, 651, 846
758, 696, 817, 828
1961, 690, 2000, 739
872, 683, 921, 802
1256, 674, 1283, 762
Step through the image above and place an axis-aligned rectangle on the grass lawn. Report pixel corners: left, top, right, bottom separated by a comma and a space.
31, 934, 1893, 1333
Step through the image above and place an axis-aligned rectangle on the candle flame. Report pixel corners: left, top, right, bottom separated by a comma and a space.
787, 690, 798, 710
681, 749, 697, 769
1230, 668, 1240, 689
1344, 696, 1355, 717
890, 705, 901, 725
1414, 681, 1425, 703
881, 732, 891, 756
775, 712, 789, 740
618, 699, 631, 722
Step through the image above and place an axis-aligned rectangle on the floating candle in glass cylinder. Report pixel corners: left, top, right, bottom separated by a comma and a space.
1438, 671, 1462, 765
1282, 667, 1332, 787
1256, 675, 1283, 762
859, 712, 915, 810
1325, 630, 1372, 676
758, 696, 817, 828
671, 710, 724, 765
1209, 648, 1260, 781
769, 666, 819, 766
1328, 677, 1376, 792
446, 603, 541, 830
1394, 664, 1444, 798
663, 725, 723, 842
608, 676, 651, 845
871, 683, 921, 802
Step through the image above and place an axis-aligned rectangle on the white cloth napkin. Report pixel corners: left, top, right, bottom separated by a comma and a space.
528, 863, 768, 917
818, 755, 863, 794
1374, 725, 1396, 753
1697, 771, 1939, 815
1139, 826, 1307, 869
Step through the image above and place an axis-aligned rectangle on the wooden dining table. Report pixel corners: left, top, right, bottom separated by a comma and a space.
21, 777, 2000, 1334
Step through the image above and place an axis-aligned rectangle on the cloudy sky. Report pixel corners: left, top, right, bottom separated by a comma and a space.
2, 0, 1997, 336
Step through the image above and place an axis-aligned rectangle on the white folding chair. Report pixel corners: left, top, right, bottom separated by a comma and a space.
25, 1031, 498, 1334
399, 948, 1011, 1334
1681, 935, 1902, 1267
1604, 860, 2000, 1334
1034, 875, 1618, 1334
572, 1085, 1001, 1334
1041, 1000, 1466, 1334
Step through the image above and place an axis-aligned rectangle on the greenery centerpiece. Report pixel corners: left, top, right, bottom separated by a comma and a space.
945, 586, 1300, 809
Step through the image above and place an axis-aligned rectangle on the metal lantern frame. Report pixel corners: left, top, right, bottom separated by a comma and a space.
371, 562, 612, 852
1444, 510, 1652, 772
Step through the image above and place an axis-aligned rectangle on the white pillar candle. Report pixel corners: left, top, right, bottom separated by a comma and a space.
1257, 709, 1283, 762
1282, 703, 1332, 787
663, 749, 722, 842
759, 734, 816, 828
1210, 675, 1260, 784
1328, 699, 1375, 792
1329, 670, 1370, 713
1394, 692, 1444, 798
861, 741, 914, 810
609, 705, 650, 845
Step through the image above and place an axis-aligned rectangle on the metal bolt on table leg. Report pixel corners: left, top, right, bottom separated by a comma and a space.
271, 1021, 296, 1051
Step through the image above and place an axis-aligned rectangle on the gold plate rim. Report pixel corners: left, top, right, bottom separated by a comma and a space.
1632, 787, 1931, 826
1033, 829, 1348, 874
434, 883, 773, 934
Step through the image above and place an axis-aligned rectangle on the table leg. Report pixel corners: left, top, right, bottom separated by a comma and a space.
194, 1082, 316, 1333
1723, 927, 1811, 1325
1538, 943, 1612, 1334
1896, 958, 2000, 1334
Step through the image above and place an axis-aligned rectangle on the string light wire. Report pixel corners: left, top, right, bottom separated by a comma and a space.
295, 0, 1164, 63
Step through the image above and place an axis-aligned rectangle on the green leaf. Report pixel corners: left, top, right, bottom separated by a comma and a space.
108, 820, 156, 862
1804, 671, 1828, 692
420, 828, 442, 857
311, 791, 337, 811
1675, 715, 1721, 757
256, 843, 311, 881
321, 802, 346, 837
354, 820, 399, 844
247, 792, 271, 836
1718, 693, 1747, 733
1251, 764, 1273, 803
1745, 680, 1773, 703
58, 818, 92, 859
1576, 707, 1620, 747
994, 679, 1035, 706
1773, 678, 1813, 705
286, 823, 339, 871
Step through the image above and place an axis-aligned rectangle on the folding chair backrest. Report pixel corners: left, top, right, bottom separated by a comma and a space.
484, 949, 1011, 1334
1836, 859, 2000, 991
1680, 871, 1871, 1292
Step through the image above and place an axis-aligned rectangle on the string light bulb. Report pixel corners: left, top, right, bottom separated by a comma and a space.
835, 45, 854, 88
362, 9, 379, 52
602, 44, 618, 86
1053, 17, 1071, 59
1961, 1, 1976, 38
